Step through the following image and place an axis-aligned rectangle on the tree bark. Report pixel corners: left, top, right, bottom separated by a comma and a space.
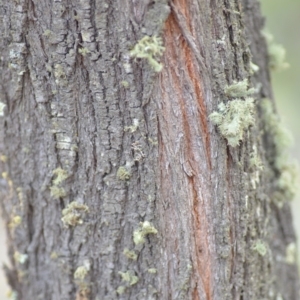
0, 0, 299, 299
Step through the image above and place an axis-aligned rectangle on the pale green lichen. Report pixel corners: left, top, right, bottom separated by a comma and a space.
133, 221, 158, 245
262, 30, 289, 72
54, 64, 66, 79
117, 166, 131, 181
9, 215, 22, 230
52, 168, 69, 185
249, 146, 263, 171
78, 47, 90, 56
74, 262, 90, 280
148, 137, 158, 146
285, 242, 297, 264
121, 80, 129, 88
249, 146, 263, 189
116, 286, 126, 295
250, 61, 259, 74
80, 32, 91, 42
50, 252, 58, 260
260, 99, 299, 205
123, 63, 132, 74
0, 102, 6, 116
50, 168, 69, 199
130, 35, 165, 72
16, 187, 23, 202
50, 186, 67, 199
54, 64, 67, 86
123, 248, 137, 260
118, 270, 139, 286
276, 294, 283, 300
61, 201, 89, 227
6, 290, 18, 300
13, 251, 28, 264
124, 119, 139, 133
276, 163, 299, 199
0, 154, 7, 162
225, 79, 256, 98
148, 268, 157, 274
216, 35, 225, 45
43, 29, 53, 37
73, 261, 91, 297
209, 98, 255, 147
71, 145, 78, 152
252, 240, 267, 256
12, 216, 22, 225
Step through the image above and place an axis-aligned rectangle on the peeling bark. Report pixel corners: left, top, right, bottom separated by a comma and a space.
0, 0, 299, 299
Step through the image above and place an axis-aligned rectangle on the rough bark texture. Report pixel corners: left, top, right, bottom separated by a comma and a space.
0, 0, 299, 299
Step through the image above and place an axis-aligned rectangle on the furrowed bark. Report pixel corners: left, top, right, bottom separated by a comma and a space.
0, 0, 299, 299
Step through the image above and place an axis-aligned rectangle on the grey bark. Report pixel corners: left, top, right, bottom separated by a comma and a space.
0, 0, 299, 299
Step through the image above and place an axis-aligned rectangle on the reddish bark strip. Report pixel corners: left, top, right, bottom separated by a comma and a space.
173, 0, 211, 165
158, 1, 213, 298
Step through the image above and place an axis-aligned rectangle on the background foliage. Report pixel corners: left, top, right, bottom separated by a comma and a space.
261, 0, 300, 252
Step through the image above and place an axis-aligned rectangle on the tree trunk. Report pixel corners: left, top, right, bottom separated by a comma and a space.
0, 0, 299, 299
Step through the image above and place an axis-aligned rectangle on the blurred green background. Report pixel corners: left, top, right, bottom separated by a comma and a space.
0, 1, 299, 298
261, 0, 300, 248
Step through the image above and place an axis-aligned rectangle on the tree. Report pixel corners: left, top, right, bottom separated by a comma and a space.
0, 0, 299, 299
